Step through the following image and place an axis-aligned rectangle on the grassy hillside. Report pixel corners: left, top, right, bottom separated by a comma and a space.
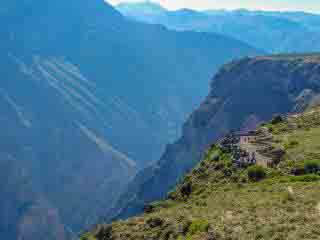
111, 53, 320, 223
82, 107, 320, 240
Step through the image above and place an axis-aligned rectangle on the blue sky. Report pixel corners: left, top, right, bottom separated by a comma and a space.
108, 0, 320, 13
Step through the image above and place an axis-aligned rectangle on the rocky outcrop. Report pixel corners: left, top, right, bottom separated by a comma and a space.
111, 54, 320, 221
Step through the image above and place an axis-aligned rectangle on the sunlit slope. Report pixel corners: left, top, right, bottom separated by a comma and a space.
84, 107, 320, 240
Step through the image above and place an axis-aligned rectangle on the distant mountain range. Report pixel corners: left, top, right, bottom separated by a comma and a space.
0, 0, 260, 239
117, 2, 320, 53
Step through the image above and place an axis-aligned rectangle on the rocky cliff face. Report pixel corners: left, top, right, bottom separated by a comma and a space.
112, 54, 320, 221
0, 0, 260, 239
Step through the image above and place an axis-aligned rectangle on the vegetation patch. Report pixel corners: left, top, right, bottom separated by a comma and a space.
247, 165, 267, 182
86, 107, 320, 240
187, 219, 209, 236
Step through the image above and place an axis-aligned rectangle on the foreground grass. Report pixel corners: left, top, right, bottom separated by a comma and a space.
83, 181, 320, 240
82, 108, 320, 240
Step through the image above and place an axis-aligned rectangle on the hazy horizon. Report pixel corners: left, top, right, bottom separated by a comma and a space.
108, 0, 320, 14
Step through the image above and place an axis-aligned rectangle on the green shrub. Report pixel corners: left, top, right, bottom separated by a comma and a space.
222, 167, 233, 177
92, 225, 112, 240
146, 217, 164, 228
292, 160, 320, 175
304, 160, 320, 174
271, 115, 284, 125
284, 140, 299, 150
187, 219, 209, 236
80, 233, 96, 240
247, 165, 267, 182
291, 166, 305, 176
180, 181, 193, 197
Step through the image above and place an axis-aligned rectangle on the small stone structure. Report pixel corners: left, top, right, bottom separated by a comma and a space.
238, 132, 257, 144
218, 131, 258, 168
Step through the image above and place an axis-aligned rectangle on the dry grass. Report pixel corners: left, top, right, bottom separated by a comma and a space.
82, 108, 320, 240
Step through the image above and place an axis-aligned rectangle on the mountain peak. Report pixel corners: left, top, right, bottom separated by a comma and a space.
117, 1, 166, 16
117, 1, 166, 10
1, 0, 122, 20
